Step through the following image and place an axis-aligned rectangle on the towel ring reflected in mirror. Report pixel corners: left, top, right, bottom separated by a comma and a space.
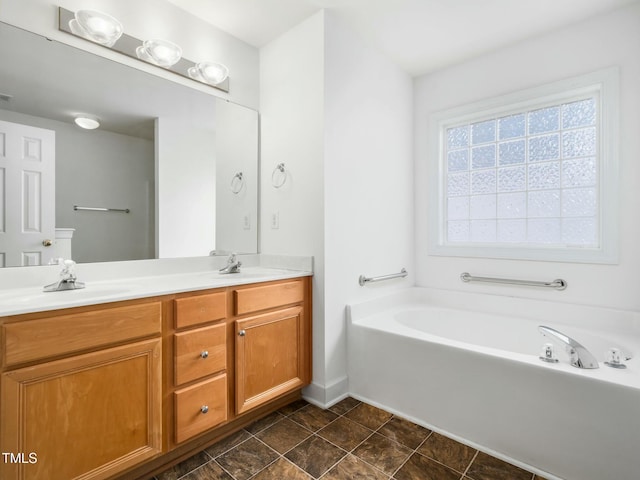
272, 163, 287, 189
230, 172, 244, 194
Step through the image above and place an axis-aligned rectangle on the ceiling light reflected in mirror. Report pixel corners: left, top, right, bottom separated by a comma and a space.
74, 115, 100, 130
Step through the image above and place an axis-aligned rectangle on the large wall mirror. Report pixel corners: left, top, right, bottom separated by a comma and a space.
0, 22, 258, 268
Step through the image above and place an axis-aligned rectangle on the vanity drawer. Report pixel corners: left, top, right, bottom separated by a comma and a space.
174, 291, 227, 329
2, 302, 162, 367
174, 374, 227, 443
234, 280, 304, 315
174, 323, 226, 386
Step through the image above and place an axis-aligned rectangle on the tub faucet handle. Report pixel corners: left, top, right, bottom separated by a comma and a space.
539, 343, 559, 363
604, 348, 627, 369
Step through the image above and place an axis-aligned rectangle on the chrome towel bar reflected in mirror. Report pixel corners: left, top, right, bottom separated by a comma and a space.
74, 205, 130, 214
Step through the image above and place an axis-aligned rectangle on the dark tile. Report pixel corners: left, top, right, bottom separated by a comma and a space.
466, 452, 532, 480
394, 453, 461, 480
244, 411, 285, 434
278, 399, 309, 416
285, 435, 347, 478
328, 397, 362, 415
252, 457, 312, 480
323, 454, 389, 480
534, 476, 549, 480
156, 451, 211, 479
289, 404, 339, 432
318, 416, 372, 451
215, 437, 279, 480
205, 429, 252, 458
378, 416, 431, 450
417, 433, 477, 473
352, 433, 412, 476
181, 461, 233, 480
256, 417, 312, 454
345, 403, 393, 430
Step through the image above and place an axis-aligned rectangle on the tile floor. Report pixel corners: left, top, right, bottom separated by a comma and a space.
153, 398, 548, 480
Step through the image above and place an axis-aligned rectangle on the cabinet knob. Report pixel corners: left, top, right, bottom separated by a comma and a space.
201, 405, 209, 414
238, 330, 246, 337
200, 350, 209, 359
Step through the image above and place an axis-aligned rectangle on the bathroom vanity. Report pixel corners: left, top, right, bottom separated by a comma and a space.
0, 269, 312, 480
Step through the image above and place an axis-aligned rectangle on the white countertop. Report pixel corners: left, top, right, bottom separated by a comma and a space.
0, 256, 313, 317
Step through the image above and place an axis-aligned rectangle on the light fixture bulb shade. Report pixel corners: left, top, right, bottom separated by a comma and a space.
70, 10, 123, 47
188, 62, 229, 86
74, 115, 100, 130
136, 39, 182, 68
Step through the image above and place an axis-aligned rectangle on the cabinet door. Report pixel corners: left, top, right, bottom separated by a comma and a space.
235, 306, 307, 414
0, 338, 162, 480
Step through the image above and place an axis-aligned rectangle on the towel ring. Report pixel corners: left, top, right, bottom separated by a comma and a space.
230, 172, 244, 194
272, 163, 287, 188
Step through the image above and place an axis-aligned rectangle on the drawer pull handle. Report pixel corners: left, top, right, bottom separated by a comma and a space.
238, 330, 246, 337
201, 405, 209, 414
200, 350, 209, 359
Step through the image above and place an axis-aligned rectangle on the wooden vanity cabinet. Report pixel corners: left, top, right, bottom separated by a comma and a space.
172, 290, 229, 444
233, 280, 311, 414
0, 275, 311, 480
0, 301, 163, 480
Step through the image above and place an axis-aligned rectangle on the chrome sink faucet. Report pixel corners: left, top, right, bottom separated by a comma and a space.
44, 259, 86, 292
219, 253, 241, 274
538, 325, 599, 369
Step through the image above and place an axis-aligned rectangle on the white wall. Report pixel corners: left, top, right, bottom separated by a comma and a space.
260, 11, 414, 405
323, 13, 414, 403
414, 4, 640, 310
215, 101, 259, 254
260, 11, 327, 393
156, 116, 216, 258
0, 0, 259, 109
0, 109, 154, 263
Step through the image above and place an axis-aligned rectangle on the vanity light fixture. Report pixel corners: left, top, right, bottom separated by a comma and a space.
74, 115, 100, 130
68, 10, 123, 47
136, 39, 183, 68
59, 7, 230, 93
188, 62, 229, 86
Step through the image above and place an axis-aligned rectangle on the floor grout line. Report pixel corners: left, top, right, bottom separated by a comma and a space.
159, 398, 540, 480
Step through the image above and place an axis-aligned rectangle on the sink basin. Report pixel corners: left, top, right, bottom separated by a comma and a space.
0, 284, 139, 308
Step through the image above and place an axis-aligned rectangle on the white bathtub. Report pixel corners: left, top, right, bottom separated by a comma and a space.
347, 288, 640, 480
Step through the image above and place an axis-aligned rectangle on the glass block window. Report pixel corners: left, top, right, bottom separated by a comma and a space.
444, 96, 598, 246
430, 69, 618, 263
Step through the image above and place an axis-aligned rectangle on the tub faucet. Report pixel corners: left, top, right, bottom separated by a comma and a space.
219, 253, 241, 274
538, 325, 599, 369
43, 259, 86, 292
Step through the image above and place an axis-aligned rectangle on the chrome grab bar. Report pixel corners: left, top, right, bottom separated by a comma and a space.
460, 272, 567, 290
359, 268, 408, 286
74, 205, 130, 213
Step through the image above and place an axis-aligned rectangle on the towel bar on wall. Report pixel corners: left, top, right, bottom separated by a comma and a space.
74, 205, 130, 213
460, 272, 567, 290
359, 268, 408, 286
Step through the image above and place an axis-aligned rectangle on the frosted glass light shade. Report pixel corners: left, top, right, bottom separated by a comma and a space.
188, 62, 229, 86
74, 115, 100, 130
69, 10, 123, 47
136, 39, 182, 68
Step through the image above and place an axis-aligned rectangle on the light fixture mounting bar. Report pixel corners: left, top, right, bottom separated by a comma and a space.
58, 7, 229, 93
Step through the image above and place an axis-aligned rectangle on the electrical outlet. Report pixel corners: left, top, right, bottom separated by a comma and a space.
243, 214, 251, 230
271, 212, 279, 229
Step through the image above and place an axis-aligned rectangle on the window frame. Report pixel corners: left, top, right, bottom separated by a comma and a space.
427, 68, 619, 264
